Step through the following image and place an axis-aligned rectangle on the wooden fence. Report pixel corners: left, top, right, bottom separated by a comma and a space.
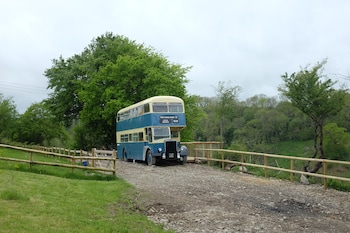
193, 147, 350, 190
182, 141, 222, 159
2, 142, 350, 190
0, 144, 117, 175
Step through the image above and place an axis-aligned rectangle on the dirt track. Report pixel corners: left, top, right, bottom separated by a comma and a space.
115, 161, 350, 233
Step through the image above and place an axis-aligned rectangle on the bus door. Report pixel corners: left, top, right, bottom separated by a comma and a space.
146, 127, 152, 142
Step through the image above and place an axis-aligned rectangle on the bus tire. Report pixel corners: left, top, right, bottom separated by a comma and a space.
180, 155, 187, 165
146, 150, 155, 166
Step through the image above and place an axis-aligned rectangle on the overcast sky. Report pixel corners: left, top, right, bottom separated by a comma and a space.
1, 0, 350, 113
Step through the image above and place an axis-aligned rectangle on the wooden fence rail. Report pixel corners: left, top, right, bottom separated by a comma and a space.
2, 143, 350, 190
0, 144, 117, 175
193, 148, 350, 190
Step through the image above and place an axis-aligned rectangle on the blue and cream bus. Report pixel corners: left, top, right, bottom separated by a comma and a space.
116, 96, 188, 165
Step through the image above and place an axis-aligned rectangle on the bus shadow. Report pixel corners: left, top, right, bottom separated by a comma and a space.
124, 159, 185, 167
155, 160, 184, 167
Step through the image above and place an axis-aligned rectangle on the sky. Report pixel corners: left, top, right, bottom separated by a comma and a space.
1, 0, 350, 113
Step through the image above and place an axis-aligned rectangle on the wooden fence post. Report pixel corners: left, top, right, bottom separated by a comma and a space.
323, 161, 328, 190
113, 149, 116, 176
92, 148, 96, 168
71, 151, 75, 174
221, 151, 224, 170
207, 144, 210, 166
30, 152, 33, 170
194, 143, 197, 161
290, 159, 294, 181
264, 155, 268, 177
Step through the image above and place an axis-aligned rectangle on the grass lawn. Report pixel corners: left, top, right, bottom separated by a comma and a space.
0, 147, 172, 233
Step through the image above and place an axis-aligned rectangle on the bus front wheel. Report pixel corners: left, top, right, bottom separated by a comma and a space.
180, 155, 187, 165
146, 150, 155, 166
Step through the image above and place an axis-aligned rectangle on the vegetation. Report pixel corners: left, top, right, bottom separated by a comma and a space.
0, 148, 172, 233
1, 32, 349, 233
0, 32, 349, 169
0, 169, 171, 233
0, 94, 17, 140
279, 60, 347, 173
44, 32, 194, 149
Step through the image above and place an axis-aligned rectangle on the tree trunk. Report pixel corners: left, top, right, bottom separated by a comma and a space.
304, 122, 324, 174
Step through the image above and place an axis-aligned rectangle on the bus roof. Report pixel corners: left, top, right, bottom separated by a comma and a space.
117, 96, 184, 114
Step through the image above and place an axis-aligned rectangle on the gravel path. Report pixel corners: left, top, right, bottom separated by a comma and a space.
115, 161, 350, 233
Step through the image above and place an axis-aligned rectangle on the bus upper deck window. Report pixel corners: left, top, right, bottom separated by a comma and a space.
153, 103, 168, 112
144, 103, 150, 113
169, 103, 183, 112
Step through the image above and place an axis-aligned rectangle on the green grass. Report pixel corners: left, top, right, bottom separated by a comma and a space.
271, 140, 314, 157
0, 148, 172, 233
0, 169, 170, 233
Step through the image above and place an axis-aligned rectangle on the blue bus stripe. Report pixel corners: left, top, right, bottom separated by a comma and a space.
117, 113, 186, 131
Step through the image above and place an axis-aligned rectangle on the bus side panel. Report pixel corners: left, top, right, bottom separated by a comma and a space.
148, 143, 164, 157
117, 114, 152, 131
117, 142, 147, 161
117, 113, 186, 132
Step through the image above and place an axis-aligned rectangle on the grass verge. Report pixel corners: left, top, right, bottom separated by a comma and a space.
0, 169, 171, 233
0, 147, 172, 233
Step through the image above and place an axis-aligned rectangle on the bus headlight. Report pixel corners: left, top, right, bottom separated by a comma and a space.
158, 148, 162, 153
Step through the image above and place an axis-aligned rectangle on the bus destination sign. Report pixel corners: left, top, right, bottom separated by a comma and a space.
159, 115, 179, 124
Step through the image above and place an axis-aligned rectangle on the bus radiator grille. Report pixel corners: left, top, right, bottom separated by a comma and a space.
165, 141, 177, 159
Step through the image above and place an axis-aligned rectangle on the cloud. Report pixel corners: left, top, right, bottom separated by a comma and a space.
1, 0, 350, 113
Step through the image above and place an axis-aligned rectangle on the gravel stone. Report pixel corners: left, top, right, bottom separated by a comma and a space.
115, 161, 350, 233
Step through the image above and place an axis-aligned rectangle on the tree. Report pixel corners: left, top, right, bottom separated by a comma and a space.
279, 60, 346, 173
214, 81, 242, 145
14, 102, 67, 145
323, 123, 350, 161
194, 96, 219, 142
276, 101, 313, 141
0, 94, 18, 141
328, 93, 350, 132
181, 95, 205, 141
45, 32, 192, 149
45, 54, 87, 126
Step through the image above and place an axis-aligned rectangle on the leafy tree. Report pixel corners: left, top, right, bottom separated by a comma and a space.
0, 94, 18, 141
214, 81, 242, 145
45, 32, 192, 149
323, 123, 350, 161
45, 54, 87, 126
14, 102, 67, 145
276, 101, 313, 141
279, 60, 346, 173
181, 95, 205, 141
328, 93, 350, 132
244, 94, 278, 108
193, 97, 220, 141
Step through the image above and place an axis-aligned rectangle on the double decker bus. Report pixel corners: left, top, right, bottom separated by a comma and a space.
116, 96, 188, 165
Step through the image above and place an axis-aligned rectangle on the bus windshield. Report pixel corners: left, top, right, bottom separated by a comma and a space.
153, 127, 171, 140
